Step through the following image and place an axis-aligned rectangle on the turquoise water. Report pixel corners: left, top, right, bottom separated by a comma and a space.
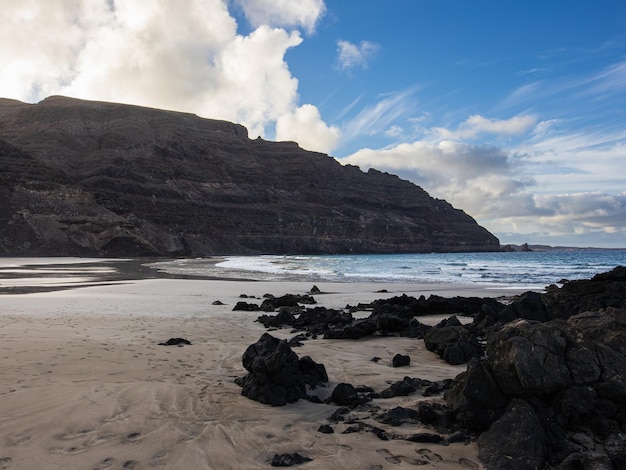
152, 250, 626, 289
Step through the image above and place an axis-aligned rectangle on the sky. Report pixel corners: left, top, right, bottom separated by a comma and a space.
1, 0, 625, 248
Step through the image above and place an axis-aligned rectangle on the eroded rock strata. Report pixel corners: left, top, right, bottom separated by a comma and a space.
0, 96, 499, 256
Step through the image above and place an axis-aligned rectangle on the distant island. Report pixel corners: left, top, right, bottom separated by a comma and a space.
0, 96, 500, 257
501, 243, 625, 252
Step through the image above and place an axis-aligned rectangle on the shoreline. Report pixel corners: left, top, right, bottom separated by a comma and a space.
0, 256, 542, 296
0, 258, 527, 469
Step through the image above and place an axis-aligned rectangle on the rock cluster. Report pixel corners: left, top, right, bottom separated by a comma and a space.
448, 307, 626, 469
238, 267, 626, 469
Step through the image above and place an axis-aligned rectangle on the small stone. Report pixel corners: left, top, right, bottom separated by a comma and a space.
317, 424, 334, 434
271, 453, 312, 467
158, 338, 191, 346
392, 354, 410, 367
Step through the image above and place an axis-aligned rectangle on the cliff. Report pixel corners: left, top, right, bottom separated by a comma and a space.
0, 96, 500, 256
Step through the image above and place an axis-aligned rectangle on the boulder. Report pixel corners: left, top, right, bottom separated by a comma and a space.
298, 355, 328, 388
478, 399, 547, 470
392, 354, 410, 367
486, 319, 601, 396
445, 357, 509, 431
236, 333, 327, 406
484, 291, 551, 327
329, 383, 359, 406
423, 325, 482, 365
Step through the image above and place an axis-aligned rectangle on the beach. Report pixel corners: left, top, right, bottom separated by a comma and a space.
0, 259, 535, 469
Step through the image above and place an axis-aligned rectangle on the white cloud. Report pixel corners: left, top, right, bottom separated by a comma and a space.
384, 125, 403, 138
432, 114, 536, 140
490, 192, 626, 246
209, 25, 303, 137
336, 39, 380, 70
342, 115, 626, 247
276, 104, 340, 153
343, 140, 527, 220
0, 0, 338, 152
234, 0, 326, 35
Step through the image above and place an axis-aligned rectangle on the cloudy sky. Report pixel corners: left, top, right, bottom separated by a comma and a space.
2, 0, 625, 247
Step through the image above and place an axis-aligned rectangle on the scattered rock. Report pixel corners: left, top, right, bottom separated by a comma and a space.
342, 422, 389, 440
158, 338, 191, 346
271, 453, 312, 467
261, 294, 316, 312
392, 354, 410, 367
377, 406, 420, 426
406, 433, 444, 444
330, 383, 359, 406
380, 377, 421, 398
309, 285, 321, 294
328, 407, 349, 423
317, 424, 334, 434
233, 301, 260, 311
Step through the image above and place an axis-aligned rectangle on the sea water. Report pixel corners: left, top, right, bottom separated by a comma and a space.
151, 250, 626, 289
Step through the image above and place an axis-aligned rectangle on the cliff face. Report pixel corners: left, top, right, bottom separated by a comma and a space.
0, 96, 500, 256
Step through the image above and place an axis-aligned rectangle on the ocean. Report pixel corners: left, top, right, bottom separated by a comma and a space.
150, 249, 626, 290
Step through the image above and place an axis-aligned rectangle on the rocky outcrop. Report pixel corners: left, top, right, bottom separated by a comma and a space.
0, 96, 500, 256
543, 265, 626, 318
237, 268, 625, 468
446, 308, 626, 469
235, 333, 328, 406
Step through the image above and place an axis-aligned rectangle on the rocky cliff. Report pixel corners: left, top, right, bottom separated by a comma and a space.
0, 96, 499, 256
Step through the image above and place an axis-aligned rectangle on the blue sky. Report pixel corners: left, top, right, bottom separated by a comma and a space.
1, 0, 625, 247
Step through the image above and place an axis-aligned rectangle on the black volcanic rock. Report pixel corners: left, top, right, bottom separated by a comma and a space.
0, 96, 500, 256
445, 306, 626, 468
542, 266, 626, 318
270, 453, 312, 467
329, 383, 359, 406
477, 399, 547, 470
235, 333, 328, 406
392, 353, 410, 367
423, 325, 483, 365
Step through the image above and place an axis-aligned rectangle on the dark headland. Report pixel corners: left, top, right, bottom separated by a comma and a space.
0, 96, 499, 257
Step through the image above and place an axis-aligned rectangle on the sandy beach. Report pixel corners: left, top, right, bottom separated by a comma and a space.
0, 259, 535, 469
